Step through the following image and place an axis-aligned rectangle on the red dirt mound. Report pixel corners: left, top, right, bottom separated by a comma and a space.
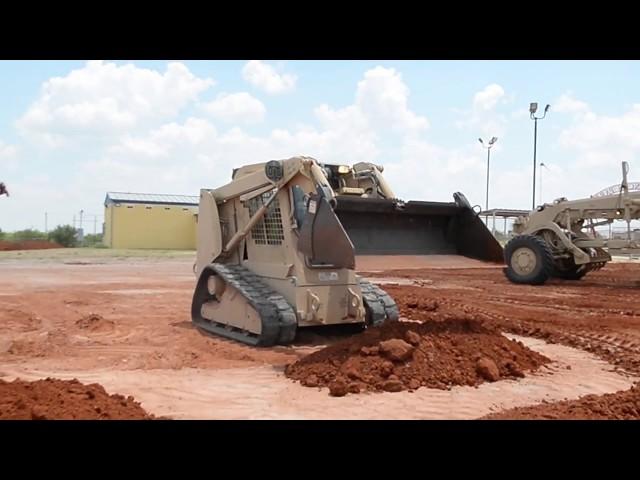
0, 240, 62, 251
0, 377, 153, 420
483, 384, 640, 420
75, 313, 115, 332
285, 319, 549, 396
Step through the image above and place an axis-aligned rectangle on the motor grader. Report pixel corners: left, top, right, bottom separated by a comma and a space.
504, 161, 640, 285
192, 156, 502, 346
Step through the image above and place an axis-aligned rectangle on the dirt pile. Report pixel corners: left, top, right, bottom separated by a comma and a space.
380, 280, 640, 377
483, 384, 640, 420
285, 319, 549, 396
0, 377, 153, 420
75, 313, 115, 332
0, 240, 62, 251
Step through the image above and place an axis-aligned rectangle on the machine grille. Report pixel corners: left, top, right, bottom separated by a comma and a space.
246, 191, 285, 245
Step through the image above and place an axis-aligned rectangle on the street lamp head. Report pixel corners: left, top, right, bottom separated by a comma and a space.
544, 104, 550, 113
529, 102, 538, 114
489, 137, 498, 145
478, 138, 483, 144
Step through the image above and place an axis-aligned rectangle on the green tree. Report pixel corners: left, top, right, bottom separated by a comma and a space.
48, 225, 78, 247
0, 228, 4, 240
13, 228, 46, 241
83, 233, 104, 247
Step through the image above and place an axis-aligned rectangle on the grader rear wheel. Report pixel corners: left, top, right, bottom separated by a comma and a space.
503, 234, 554, 285
538, 230, 588, 281
553, 259, 588, 280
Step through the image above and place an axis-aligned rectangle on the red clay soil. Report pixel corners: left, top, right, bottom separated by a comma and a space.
376, 267, 640, 378
0, 240, 62, 251
0, 377, 153, 420
483, 384, 640, 420
285, 318, 549, 396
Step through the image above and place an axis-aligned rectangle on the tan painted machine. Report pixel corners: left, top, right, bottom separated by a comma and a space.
192, 156, 399, 346
504, 161, 640, 285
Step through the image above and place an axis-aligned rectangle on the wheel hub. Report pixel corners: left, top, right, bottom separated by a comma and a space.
511, 247, 537, 275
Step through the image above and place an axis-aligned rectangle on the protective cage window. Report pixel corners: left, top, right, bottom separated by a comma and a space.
246, 191, 285, 245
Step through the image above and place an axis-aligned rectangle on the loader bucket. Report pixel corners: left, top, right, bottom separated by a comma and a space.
333, 192, 504, 263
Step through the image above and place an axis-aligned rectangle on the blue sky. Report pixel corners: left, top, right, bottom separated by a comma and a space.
1, 60, 640, 232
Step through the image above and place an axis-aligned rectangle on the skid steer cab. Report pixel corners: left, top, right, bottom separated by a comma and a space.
191, 156, 398, 347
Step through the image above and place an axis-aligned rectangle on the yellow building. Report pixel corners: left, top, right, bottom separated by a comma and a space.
104, 192, 198, 249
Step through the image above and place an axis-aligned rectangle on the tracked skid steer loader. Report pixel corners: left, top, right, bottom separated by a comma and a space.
192, 156, 399, 346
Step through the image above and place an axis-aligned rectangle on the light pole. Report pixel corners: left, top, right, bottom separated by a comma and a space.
478, 136, 498, 221
530, 102, 550, 209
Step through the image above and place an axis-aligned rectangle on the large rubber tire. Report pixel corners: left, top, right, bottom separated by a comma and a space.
553, 263, 588, 280
503, 234, 554, 285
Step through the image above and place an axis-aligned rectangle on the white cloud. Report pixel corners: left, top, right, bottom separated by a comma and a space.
554, 92, 592, 117
457, 83, 509, 137
242, 61, 297, 94
354, 66, 428, 132
16, 61, 214, 146
313, 66, 428, 137
201, 92, 266, 124
473, 83, 505, 111
558, 102, 640, 160
0, 140, 18, 159
0, 140, 19, 172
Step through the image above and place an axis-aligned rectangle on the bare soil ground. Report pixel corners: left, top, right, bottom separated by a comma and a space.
1, 253, 639, 419
0, 377, 152, 420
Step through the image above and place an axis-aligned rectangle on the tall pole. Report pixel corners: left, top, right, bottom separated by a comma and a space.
478, 136, 497, 225
530, 102, 549, 210
486, 147, 491, 213
45, 212, 48, 233
532, 117, 538, 210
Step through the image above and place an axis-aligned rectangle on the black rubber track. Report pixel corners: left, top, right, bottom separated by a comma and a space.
503, 234, 554, 285
358, 278, 400, 325
191, 263, 297, 347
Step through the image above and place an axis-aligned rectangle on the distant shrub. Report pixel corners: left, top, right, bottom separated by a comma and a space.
83, 233, 104, 247
48, 225, 78, 248
12, 229, 47, 242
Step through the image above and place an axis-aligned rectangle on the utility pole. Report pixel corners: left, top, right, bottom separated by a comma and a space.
45, 212, 48, 233
478, 136, 498, 224
79, 210, 84, 231
73, 215, 76, 229
529, 102, 550, 210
